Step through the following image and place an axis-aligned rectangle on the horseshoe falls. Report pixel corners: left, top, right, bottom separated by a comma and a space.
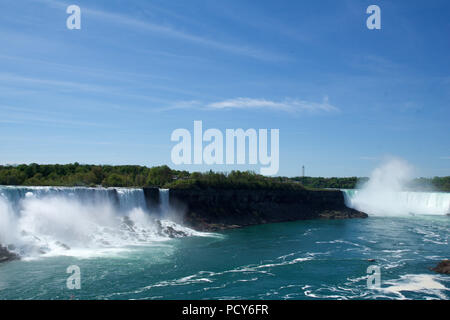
343, 189, 450, 216
343, 158, 450, 216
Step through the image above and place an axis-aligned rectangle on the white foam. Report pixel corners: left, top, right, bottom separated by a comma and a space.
382, 274, 448, 300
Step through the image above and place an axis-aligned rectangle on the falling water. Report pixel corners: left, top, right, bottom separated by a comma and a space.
343, 189, 450, 216
0, 186, 203, 259
342, 159, 450, 216
159, 189, 170, 216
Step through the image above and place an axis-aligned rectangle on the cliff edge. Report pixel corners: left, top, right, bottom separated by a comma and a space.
166, 188, 367, 231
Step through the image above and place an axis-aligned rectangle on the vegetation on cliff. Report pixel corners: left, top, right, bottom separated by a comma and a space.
290, 176, 366, 189
0, 163, 449, 191
0, 163, 186, 187
291, 176, 450, 192
165, 170, 306, 190
0, 163, 303, 190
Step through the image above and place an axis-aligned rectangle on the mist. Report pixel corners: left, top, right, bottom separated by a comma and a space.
345, 158, 450, 216
0, 187, 208, 259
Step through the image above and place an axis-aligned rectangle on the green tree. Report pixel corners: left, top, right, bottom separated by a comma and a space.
102, 174, 126, 187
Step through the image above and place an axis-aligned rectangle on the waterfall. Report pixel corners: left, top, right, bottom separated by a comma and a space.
0, 186, 150, 214
343, 189, 450, 216
116, 188, 147, 213
341, 158, 450, 216
0, 186, 200, 259
159, 188, 170, 216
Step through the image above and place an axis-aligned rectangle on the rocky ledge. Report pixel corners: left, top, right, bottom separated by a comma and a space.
0, 246, 19, 263
165, 188, 367, 231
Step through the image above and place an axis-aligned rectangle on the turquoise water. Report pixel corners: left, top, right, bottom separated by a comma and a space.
1, 216, 448, 300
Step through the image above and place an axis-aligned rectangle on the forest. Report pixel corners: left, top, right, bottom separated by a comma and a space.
0, 163, 449, 191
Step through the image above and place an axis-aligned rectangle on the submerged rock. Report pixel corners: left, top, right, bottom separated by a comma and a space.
0, 245, 19, 263
163, 226, 188, 238
155, 220, 163, 235
155, 220, 188, 238
431, 260, 450, 274
121, 216, 136, 232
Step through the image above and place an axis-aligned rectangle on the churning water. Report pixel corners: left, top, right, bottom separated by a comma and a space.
0, 215, 448, 300
0, 186, 209, 260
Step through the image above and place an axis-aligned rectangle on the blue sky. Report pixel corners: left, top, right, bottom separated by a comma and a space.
0, 0, 449, 177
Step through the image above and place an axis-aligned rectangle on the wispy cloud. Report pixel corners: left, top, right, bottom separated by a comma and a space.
0, 54, 170, 82
156, 97, 339, 114
207, 97, 339, 113
0, 72, 108, 92
155, 100, 203, 112
440, 156, 450, 160
0, 104, 114, 128
0, 72, 196, 102
37, 0, 286, 62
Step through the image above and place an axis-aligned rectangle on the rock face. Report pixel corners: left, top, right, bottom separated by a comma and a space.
431, 260, 450, 274
143, 187, 160, 211
0, 246, 19, 263
168, 188, 367, 231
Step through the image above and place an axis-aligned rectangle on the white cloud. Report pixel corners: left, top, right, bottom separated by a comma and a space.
155, 100, 203, 111
157, 97, 339, 113
207, 97, 339, 113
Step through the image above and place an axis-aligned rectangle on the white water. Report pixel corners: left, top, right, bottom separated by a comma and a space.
344, 189, 450, 216
159, 188, 170, 215
343, 159, 450, 216
0, 186, 206, 259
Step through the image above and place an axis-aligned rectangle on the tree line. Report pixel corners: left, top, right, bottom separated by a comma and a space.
0, 163, 186, 188
0, 164, 304, 190
290, 176, 367, 189
290, 176, 450, 192
0, 163, 448, 191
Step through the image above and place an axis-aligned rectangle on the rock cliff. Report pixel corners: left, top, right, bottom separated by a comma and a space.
164, 188, 367, 231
